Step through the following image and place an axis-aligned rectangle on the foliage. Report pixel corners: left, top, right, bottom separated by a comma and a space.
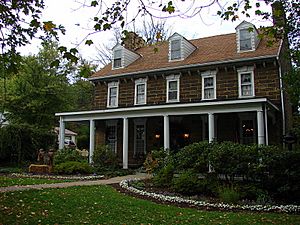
152, 163, 174, 187
92, 145, 119, 169
144, 148, 169, 175
172, 170, 203, 195
0, 124, 56, 165
174, 142, 210, 173
53, 148, 87, 165
53, 161, 94, 175
218, 186, 241, 204
1, 185, 300, 224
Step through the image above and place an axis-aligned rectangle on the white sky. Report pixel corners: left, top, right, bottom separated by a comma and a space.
20, 0, 273, 62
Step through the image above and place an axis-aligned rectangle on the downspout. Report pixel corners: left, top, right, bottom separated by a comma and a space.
277, 40, 286, 135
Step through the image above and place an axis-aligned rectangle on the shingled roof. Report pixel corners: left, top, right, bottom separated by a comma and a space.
91, 32, 281, 79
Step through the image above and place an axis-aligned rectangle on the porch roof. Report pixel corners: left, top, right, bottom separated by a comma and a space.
55, 98, 279, 122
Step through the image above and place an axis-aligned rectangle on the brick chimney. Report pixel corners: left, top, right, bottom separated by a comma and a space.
122, 32, 146, 51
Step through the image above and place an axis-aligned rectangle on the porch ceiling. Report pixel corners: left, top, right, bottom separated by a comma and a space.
55, 98, 279, 122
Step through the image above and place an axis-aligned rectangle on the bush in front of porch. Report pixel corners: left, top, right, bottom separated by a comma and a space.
145, 141, 300, 205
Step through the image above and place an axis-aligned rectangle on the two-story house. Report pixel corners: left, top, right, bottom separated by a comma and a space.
56, 21, 291, 168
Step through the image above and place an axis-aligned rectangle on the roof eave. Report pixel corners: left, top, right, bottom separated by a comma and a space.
88, 55, 278, 81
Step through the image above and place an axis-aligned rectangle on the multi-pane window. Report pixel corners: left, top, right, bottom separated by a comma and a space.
170, 39, 181, 60
166, 75, 180, 103
239, 29, 252, 51
106, 123, 117, 153
238, 67, 255, 98
107, 82, 119, 107
135, 78, 147, 105
113, 49, 122, 68
201, 71, 216, 100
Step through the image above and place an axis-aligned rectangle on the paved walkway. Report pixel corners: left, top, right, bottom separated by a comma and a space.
0, 173, 149, 193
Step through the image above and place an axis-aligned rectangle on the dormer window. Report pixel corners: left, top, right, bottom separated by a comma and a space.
170, 39, 181, 60
239, 29, 252, 51
113, 49, 122, 69
236, 21, 260, 53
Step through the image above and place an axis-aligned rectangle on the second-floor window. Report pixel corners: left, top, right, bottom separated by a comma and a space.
170, 39, 181, 60
238, 67, 255, 98
113, 49, 122, 69
201, 71, 217, 100
239, 29, 252, 51
135, 78, 147, 105
166, 75, 180, 103
107, 82, 119, 107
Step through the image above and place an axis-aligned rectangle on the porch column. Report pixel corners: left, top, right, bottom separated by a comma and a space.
163, 115, 170, 150
257, 110, 265, 145
123, 117, 129, 169
89, 119, 95, 163
264, 106, 269, 145
208, 113, 215, 143
59, 117, 65, 149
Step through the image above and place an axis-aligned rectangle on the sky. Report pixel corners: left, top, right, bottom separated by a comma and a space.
20, 0, 273, 63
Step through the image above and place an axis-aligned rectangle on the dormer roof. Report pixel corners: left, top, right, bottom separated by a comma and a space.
168, 32, 197, 61
92, 30, 280, 80
111, 44, 140, 70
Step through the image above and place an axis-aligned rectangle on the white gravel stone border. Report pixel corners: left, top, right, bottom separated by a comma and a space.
120, 178, 300, 213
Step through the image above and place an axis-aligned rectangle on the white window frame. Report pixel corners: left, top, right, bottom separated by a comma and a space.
134, 118, 147, 157
237, 66, 255, 98
112, 49, 122, 69
170, 39, 182, 61
201, 70, 217, 100
106, 120, 118, 153
107, 81, 119, 108
166, 74, 180, 103
134, 78, 147, 105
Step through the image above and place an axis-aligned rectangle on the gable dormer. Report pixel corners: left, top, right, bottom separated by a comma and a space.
168, 33, 196, 61
235, 21, 260, 53
112, 44, 140, 70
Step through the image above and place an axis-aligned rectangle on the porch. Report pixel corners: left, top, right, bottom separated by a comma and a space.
56, 98, 281, 169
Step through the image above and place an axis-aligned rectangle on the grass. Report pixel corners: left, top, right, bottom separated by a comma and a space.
0, 176, 73, 187
0, 185, 299, 225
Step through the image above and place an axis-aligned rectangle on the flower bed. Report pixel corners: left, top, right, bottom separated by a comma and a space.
10, 173, 104, 180
120, 178, 300, 214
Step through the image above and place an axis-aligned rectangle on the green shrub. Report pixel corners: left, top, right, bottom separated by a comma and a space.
218, 186, 240, 204
54, 161, 94, 174
174, 142, 210, 173
144, 148, 170, 175
153, 164, 174, 187
92, 145, 119, 169
172, 170, 203, 195
54, 148, 86, 165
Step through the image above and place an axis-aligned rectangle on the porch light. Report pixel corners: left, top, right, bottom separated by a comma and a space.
183, 133, 190, 139
155, 134, 160, 139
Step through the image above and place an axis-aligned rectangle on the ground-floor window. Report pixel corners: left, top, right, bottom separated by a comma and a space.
134, 119, 146, 158
106, 121, 117, 153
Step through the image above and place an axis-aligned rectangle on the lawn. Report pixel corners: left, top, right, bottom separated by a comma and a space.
0, 176, 73, 187
0, 185, 299, 225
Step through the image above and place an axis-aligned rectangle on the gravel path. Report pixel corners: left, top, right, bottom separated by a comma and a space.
0, 173, 148, 193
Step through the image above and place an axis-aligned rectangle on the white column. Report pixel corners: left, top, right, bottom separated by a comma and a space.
163, 115, 170, 150
208, 113, 215, 173
89, 119, 95, 163
123, 117, 129, 169
257, 110, 265, 145
264, 107, 269, 145
59, 117, 65, 149
208, 113, 215, 143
